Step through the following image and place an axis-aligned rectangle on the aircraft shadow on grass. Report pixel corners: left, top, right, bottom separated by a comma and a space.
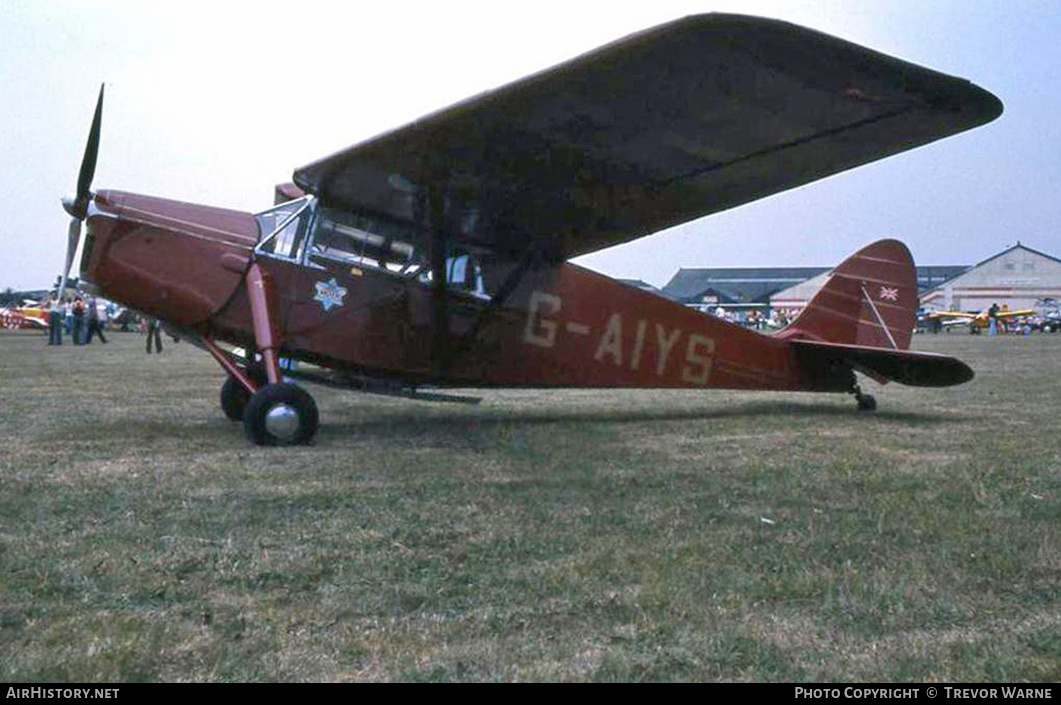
54, 400, 969, 448
319, 399, 972, 439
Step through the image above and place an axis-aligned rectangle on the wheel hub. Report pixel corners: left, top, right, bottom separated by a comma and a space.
264, 403, 300, 441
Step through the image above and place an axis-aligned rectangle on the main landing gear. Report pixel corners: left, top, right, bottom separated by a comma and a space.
852, 384, 877, 412
220, 374, 319, 446
220, 370, 260, 421
207, 262, 320, 446
243, 382, 319, 446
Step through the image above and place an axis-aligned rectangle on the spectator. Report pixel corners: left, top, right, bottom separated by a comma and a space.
47, 292, 63, 345
145, 317, 163, 354
71, 296, 87, 345
84, 296, 107, 344
63, 296, 73, 334
988, 302, 1000, 336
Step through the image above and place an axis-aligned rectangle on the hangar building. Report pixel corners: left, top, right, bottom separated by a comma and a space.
770, 265, 968, 311
662, 264, 967, 311
919, 243, 1061, 312
617, 278, 671, 298
662, 266, 827, 311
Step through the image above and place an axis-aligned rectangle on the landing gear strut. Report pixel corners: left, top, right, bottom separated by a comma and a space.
202, 261, 320, 446
852, 384, 877, 412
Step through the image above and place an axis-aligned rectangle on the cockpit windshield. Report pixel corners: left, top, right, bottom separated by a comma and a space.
255, 196, 314, 259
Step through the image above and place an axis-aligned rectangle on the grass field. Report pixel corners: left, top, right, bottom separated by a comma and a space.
1, 329, 1059, 682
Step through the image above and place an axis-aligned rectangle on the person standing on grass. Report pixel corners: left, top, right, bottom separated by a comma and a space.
84, 295, 107, 344
71, 295, 86, 345
47, 292, 63, 345
145, 317, 163, 354
63, 296, 73, 335
988, 302, 1000, 336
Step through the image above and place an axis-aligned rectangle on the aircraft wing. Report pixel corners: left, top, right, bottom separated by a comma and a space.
929, 311, 977, 320
294, 14, 1002, 259
996, 309, 1035, 318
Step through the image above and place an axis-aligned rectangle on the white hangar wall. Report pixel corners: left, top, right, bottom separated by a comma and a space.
769, 271, 830, 312
920, 244, 1061, 312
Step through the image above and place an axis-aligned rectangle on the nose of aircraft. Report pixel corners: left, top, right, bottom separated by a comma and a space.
77, 188, 260, 327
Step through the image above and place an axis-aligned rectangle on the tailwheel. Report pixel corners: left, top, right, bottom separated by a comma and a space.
243, 382, 319, 446
852, 385, 877, 412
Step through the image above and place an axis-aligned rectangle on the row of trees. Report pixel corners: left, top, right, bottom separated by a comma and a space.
0, 277, 83, 307
0, 287, 21, 307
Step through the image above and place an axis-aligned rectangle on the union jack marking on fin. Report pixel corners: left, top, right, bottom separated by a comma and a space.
878, 286, 899, 302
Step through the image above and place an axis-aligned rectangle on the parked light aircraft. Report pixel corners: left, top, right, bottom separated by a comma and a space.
0, 302, 47, 331
929, 307, 1035, 333
60, 14, 1002, 445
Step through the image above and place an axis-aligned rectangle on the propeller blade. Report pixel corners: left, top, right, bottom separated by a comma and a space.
75, 84, 105, 213
58, 218, 81, 298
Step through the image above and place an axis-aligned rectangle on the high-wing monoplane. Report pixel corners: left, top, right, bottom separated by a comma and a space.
61, 14, 1002, 445
928, 307, 1035, 333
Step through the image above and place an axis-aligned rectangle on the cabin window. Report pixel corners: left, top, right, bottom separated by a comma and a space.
255, 197, 314, 260
307, 206, 493, 299
416, 251, 487, 298
309, 207, 422, 276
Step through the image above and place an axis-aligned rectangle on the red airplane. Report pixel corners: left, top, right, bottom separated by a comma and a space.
0, 303, 47, 332
62, 15, 1002, 445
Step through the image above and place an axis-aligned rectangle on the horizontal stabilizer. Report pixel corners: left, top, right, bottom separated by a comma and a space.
791, 339, 973, 387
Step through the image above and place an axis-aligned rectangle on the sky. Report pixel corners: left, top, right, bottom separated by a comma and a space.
1, 0, 1059, 291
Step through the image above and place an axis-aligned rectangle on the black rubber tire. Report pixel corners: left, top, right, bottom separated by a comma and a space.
219, 367, 266, 421
857, 393, 877, 412
242, 382, 319, 446
220, 375, 252, 421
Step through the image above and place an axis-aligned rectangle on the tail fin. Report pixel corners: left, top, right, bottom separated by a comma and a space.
778, 239, 917, 350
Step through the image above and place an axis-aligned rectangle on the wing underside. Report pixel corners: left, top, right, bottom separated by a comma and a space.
930, 311, 977, 319
294, 14, 1002, 258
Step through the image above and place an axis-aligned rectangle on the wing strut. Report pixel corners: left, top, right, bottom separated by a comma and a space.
426, 183, 451, 379
452, 247, 539, 365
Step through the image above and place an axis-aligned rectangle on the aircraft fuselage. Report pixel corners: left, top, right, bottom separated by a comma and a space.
81, 189, 851, 395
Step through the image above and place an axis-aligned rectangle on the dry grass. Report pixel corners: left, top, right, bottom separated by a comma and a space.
1, 329, 1059, 681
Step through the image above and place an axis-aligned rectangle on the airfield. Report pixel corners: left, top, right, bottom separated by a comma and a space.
1, 329, 1058, 681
